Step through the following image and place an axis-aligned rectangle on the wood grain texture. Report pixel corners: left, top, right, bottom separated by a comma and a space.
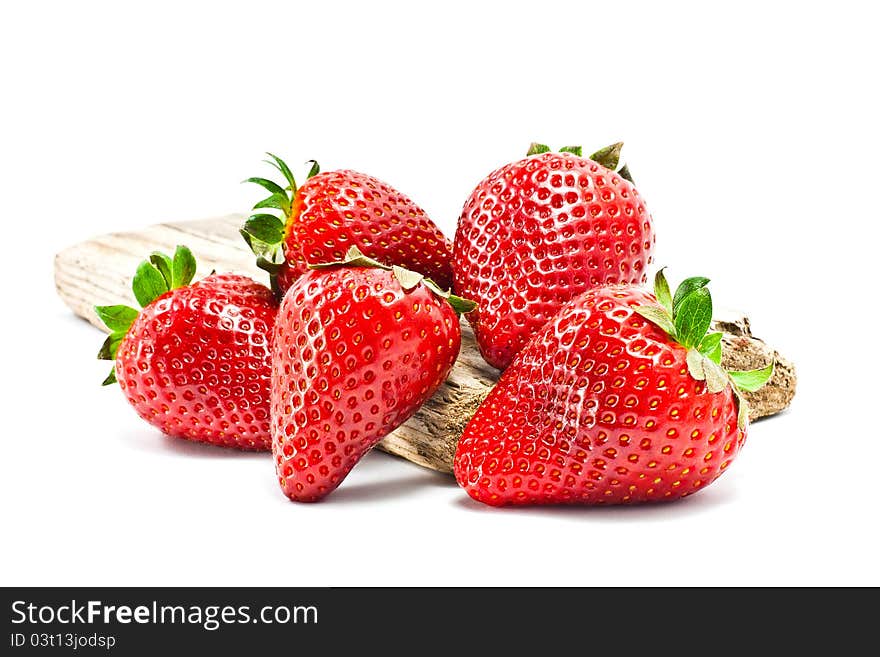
55, 215, 796, 473
55, 215, 254, 331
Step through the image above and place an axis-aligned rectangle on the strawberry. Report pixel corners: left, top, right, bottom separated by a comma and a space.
240, 153, 454, 297
96, 246, 277, 450
271, 247, 475, 502
453, 142, 655, 370
453, 271, 773, 506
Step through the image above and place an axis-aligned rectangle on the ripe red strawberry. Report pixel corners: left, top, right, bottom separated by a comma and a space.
240, 153, 454, 297
454, 271, 773, 506
96, 246, 277, 450
453, 142, 655, 370
271, 247, 474, 502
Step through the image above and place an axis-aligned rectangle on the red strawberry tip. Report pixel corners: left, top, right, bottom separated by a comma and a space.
635, 268, 775, 427
94, 244, 200, 385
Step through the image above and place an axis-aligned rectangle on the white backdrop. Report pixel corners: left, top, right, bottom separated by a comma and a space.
1, 1, 877, 586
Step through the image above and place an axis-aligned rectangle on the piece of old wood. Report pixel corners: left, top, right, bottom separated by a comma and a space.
55, 215, 796, 473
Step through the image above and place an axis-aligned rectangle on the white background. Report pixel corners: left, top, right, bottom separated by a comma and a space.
1, 1, 877, 586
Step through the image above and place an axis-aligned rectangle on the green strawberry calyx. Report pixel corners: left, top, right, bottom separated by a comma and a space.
526, 141, 634, 184
239, 152, 320, 296
634, 269, 775, 429
94, 245, 198, 386
308, 246, 477, 316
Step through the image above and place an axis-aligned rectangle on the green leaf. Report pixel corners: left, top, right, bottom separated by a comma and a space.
618, 163, 634, 183
673, 287, 713, 349
654, 268, 672, 313
421, 278, 448, 296
242, 214, 285, 245
672, 276, 710, 315
132, 260, 169, 307
264, 152, 296, 193
102, 368, 118, 386
634, 305, 676, 338
687, 350, 728, 394
686, 349, 706, 381
702, 358, 729, 394
392, 265, 424, 291
97, 331, 126, 361
239, 229, 257, 254
420, 277, 477, 315
171, 245, 197, 289
698, 332, 723, 365
149, 252, 173, 288
445, 294, 478, 315
589, 142, 623, 170
256, 254, 284, 272
240, 229, 284, 264
728, 360, 775, 393
736, 391, 750, 429
243, 176, 287, 197
240, 229, 264, 257
308, 245, 391, 271
559, 146, 583, 156
94, 305, 138, 334
306, 160, 320, 179
253, 192, 291, 215
526, 143, 551, 156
